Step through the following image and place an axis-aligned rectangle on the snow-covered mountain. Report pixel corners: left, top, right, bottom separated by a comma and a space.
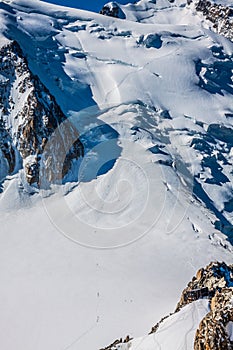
105, 262, 233, 350
100, 0, 233, 40
0, 0, 232, 349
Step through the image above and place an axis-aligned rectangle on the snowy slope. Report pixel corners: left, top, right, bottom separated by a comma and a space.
0, 0, 232, 349
102, 0, 233, 23
1, 0, 232, 231
116, 299, 210, 350
101, 0, 233, 40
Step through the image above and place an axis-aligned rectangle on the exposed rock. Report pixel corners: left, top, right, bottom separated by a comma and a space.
100, 335, 133, 350
24, 156, 40, 185
100, 0, 233, 41
102, 262, 233, 350
149, 312, 173, 334
0, 118, 15, 175
0, 40, 84, 187
176, 261, 233, 311
175, 262, 233, 349
194, 288, 233, 350
100, 2, 126, 19
190, 0, 233, 41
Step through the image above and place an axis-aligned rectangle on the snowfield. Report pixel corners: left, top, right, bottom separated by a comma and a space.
0, 0, 232, 349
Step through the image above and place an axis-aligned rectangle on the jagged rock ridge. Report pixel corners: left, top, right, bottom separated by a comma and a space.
0, 40, 84, 188
103, 262, 233, 350
195, 288, 233, 350
191, 0, 233, 41
147, 262, 233, 350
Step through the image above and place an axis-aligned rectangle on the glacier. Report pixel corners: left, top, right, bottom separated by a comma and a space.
0, 0, 232, 349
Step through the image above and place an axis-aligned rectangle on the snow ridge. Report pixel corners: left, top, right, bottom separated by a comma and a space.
102, 262, 233, 350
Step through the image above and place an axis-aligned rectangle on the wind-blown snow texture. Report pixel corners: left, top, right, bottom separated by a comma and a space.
0, 0, 232, 349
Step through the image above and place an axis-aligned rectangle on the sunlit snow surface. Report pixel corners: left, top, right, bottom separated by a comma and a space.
0, 0, 233, 349
119, 299, 210, 350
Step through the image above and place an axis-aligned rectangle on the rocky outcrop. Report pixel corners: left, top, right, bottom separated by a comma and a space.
172, 262, 233, 350
176, 261, 233, 311
99, 335, 133, 350
100, 2, 126, 19
194, 288, 233, 350
100, 0, 233, 41
102, 262, 233, 350
0, 118, 15, 175
0, 40, 84, 187
190, 0, 233, 41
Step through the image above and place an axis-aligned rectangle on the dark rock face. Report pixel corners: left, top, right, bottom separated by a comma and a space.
0, 118, 15, 175
0, 40, 84, 187
100, 2, 126, 19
